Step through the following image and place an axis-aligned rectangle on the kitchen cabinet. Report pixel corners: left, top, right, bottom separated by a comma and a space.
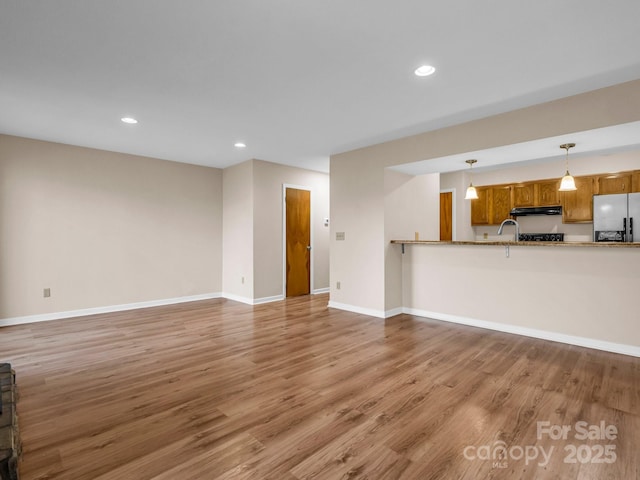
630, 171, 640, 193
536, 179, 560, 206
490, 186, 512, 224
471, 187, 490, 225
598, 173, 633, 194
513, 183, 535, 207
468, 169, 640, 226
471, 186, 512, 225
561, 176, 596, 223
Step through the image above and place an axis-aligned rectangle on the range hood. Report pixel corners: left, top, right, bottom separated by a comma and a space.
510, 206, 562, 216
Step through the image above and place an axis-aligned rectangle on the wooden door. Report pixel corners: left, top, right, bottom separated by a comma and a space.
285, 188, 311, 297
440, 192, 452, 241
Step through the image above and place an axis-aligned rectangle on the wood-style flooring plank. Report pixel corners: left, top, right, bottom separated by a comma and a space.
1, 294, 638, 479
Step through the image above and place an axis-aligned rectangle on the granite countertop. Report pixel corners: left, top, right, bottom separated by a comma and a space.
390, 240, 640, 248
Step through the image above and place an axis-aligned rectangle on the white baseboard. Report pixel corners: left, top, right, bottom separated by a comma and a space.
0, 293, 223, 327
312, 288, 330, 295
385, 307, 404, 318
253, 295, 284, 305
221, 293, 254, 305
403, 307, 640, 358
221, 293, 284, 305
328, 301, 405, 319
328, 301, 386, 319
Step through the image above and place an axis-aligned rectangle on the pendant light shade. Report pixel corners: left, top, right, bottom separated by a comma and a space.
464, 159, 479, 200
559, 172, 577, 191
465, 185, 478, 200
558, 143, 577, 192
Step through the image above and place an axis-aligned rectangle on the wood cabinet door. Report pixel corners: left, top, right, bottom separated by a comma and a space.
632, 172, 640, 193
490, 186, 512, 225
561, 176, 595, 223
513, 184, 534, 207
471, 187, 489, 225
537, 179, 560, 206
598, 174, 632, 194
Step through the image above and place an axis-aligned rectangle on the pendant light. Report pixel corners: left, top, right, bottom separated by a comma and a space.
558, 143, 577, 191
464, 159, 479, 200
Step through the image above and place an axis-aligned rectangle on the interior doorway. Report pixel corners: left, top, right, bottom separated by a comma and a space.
284, 186, 311, 297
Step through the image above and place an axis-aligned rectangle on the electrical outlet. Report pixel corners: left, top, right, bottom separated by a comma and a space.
43, 288, 51, 298
241, 276, 245, 284
336, 281, 341, 290
336, 232, 345, 241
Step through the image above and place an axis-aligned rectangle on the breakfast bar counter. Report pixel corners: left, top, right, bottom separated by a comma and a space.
391, 240, 640, 248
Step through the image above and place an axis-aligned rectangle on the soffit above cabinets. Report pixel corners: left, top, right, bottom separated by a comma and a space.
390, 121, 640, 176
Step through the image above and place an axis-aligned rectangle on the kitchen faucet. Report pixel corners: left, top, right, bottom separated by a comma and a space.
497, 219, 520, 241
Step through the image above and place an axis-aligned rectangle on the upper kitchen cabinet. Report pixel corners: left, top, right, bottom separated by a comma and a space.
598, 173, 633, 194
536, 179, 560, 206
471, 185, 512, 225
513, 180, 560, 207
561, 176, 596, 223
630, 171, 640, 192
471, 187, 490, 225
512, 183, 535, 207
490, 186, 512, 224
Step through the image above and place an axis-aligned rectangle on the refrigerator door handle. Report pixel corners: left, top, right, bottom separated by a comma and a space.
623, 218, 627, 242
630, 217, 633, 243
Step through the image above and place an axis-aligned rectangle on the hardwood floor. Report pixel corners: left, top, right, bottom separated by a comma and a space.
1, 294, 639, 479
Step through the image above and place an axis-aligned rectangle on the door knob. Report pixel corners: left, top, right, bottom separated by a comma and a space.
306, 245, 312, 250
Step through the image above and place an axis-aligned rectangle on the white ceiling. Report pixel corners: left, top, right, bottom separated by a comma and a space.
2, 1, 640, 174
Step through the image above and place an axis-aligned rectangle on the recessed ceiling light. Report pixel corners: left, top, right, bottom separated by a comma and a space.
414, 65, 436, 77
121, 117, 138, 124
234, 142, 246, 148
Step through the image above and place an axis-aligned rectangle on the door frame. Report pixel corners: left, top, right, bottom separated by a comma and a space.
282, 184, 314, 297
440, 188, 456, 240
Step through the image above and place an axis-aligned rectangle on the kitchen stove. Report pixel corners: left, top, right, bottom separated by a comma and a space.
518, 233, 564, 242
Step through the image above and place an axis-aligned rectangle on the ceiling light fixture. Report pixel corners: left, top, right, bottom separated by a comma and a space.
558, 143, 577, 191
234, 142, 246, 148
121, 117, 138, 124
464, 159, 479, 200
414, 65, 436, 77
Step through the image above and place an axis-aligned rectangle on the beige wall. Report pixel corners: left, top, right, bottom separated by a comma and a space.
329, 151, 386, 314
402, 244, 640, 352
0, 137, 329, 321
330, 79, 640, 316
384, 171, 439, 313
222, 160, 254, 300
0, 135, 222, 319
253, 160, 329, 299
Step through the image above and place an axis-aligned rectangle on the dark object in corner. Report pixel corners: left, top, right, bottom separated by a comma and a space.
0, 364, 19, 480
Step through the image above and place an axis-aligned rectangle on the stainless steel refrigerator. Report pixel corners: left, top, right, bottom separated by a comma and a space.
593, 193, 640, 242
